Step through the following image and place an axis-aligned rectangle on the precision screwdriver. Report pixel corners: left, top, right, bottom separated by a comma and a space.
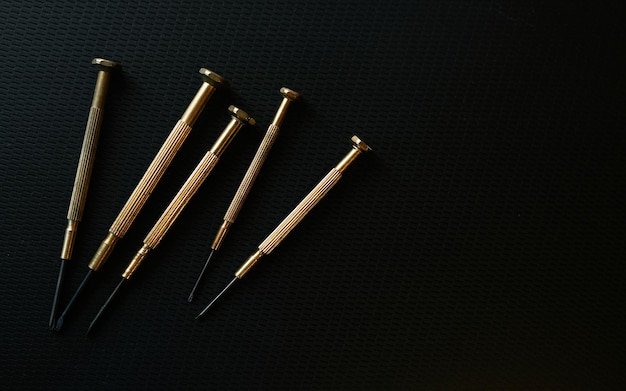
188, 87, 301, 302
50, 58, 120, 329
87, 106, 255, 334
196, 135, 371, 319
54, 68, 228, 331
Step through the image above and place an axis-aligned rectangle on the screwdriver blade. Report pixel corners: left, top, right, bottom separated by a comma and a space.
87, 277, 126, 335
196, 276, 238, 319
196, 277, 239, 319
54, 268, 94, 332
188, 249, 217, 302
49, 259, 66, 329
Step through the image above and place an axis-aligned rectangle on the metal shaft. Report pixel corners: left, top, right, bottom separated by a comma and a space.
196, 135, 371, 318
195, 276, 238, 318
188, 248, 215, 302
49, 259, 66, 329
87, 277, 126, 335
121, 106, 255, 280
87, 68, 227, 272
54, 269, 93, 331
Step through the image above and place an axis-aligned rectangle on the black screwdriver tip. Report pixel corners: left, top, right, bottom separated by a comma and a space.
188, 249, 217, 302
87, 277, 126, 335
54, 268, 94, 332
49, 259, 67, 330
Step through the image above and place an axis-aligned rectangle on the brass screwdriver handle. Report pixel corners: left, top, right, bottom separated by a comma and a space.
88, 68, 228, 271
144, 152, 219, 248
109, 68, 227, 237
213, 87, 301, 251
122, 106, 255, 279
61, 58, 120, 260
235, 135, 371, 278
108, 118, 192, 236
258, 168, 342, 254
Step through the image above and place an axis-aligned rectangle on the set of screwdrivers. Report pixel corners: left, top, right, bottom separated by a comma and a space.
50, 58, 371, 334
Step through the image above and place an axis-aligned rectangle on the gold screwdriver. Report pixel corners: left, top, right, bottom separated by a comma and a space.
54, 68, 228, 331
50, 58, 120, 329
196, 135, 371, 319
188, 87, 301, 302
87, 106, 255, 334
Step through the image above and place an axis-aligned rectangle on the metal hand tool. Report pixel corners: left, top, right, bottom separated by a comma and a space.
87, 106, 255, 334
50, 58, 120, 329
196, 135, 371, 319
188, 87, 301, 302
54, 68, 227, 331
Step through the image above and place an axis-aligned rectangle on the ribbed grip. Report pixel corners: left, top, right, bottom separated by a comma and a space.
144, 151, 219, 248
66, 106, 103, 221
110, 119, 192, 237
258, 168, 342, 254
224, 124, 281, 223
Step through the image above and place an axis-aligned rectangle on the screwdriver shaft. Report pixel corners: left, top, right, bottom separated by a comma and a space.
49, 259, 66, 329
87, 278, 125, 335
188, 248, 215, 302
54, 269, 93, 331
196, 276, 238, 318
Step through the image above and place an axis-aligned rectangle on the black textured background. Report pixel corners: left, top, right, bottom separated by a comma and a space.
1, 1, 624, 389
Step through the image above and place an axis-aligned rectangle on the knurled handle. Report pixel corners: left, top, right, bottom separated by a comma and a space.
234, 136, 371, 279
109, 119, 192, 237
61, 69, 113, 261
66, 106, 104, 222
258, 168, 343, 255
224, 124, 281, 224
144, 151, 219, 248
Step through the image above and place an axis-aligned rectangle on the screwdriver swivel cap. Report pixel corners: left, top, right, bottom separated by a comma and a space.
229, 105, 256, 125
92, 58, 121, 71
272, 87, 301, 127
199, 68, 229, 89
